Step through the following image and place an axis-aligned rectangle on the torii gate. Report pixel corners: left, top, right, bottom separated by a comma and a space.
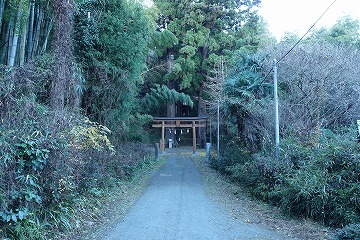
152, 116, 207, 154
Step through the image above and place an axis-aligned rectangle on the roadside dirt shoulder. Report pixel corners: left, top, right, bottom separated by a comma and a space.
191, 153, 335, 240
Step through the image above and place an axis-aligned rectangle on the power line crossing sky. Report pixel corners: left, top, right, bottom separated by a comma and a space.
258, 0, 360, 40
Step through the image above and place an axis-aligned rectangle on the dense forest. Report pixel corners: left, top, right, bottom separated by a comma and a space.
0, 0, 360, 238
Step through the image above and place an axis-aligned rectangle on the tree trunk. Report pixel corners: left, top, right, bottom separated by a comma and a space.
40, 16, 53, 54
0, 14, 10, 64
166, 51, 175, 117
166, 51, 176, 144
197, 33, 210, 148
0, 0, 5, 33
7, 16, 14, 65
197, 85, 207, 148
51, 0, 75, 111
8, 2, 23, 66
27, 0, 35, 62
32, 5, 44, 56
39, 0, 52, 55
19, 20, 27, 66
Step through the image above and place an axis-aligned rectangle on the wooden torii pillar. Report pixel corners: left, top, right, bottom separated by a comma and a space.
152, 117, 207, 154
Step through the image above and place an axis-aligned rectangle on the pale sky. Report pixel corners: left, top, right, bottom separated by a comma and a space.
143, 0, 360, 40
258, 0, 360, 40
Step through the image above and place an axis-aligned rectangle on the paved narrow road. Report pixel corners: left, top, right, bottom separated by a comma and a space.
101, 152, 288, 240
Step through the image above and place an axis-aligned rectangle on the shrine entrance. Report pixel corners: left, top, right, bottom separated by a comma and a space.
152, 117, 207, 154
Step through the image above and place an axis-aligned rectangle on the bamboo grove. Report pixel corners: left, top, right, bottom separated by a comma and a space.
0, 0, 53, 66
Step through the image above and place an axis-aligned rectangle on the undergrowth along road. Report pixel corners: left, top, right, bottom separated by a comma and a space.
80, 146, 333, 240
190, 149, 334, 240
98, 148, 292, 240
68, 156, 166, 240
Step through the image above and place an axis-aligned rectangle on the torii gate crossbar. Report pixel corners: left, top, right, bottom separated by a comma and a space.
152, 116, 207, 154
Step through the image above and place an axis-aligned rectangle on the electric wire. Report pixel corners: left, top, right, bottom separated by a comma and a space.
262, 0, 338, 81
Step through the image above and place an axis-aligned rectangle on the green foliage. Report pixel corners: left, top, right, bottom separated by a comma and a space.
221, 50, 272, 151
221, 39, 360, 201
236, 16, 275, 52
0, 120, 54, 239
225, 50, 272, 99
226, 151, 289, 201
67, 117, 115, 152
151, 29, 179, 57
142, 84, 193, 113
75, 0, 151, 139
0, 129, 50, 223
210, 136, 252, 172
3, 215, 46, 240
0, 61, 157, 238
16, 137, 50, 172
0, 104, 155, 239
150, 0, 263, 113
0, 208, 28, 223
224, 128, 360, 227
122, 113, 153, 142
311, 15, 360, 48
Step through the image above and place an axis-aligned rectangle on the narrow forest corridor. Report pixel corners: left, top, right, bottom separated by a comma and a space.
1, 0, 358, 238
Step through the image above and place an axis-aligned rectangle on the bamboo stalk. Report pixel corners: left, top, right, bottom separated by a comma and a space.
40, 16, 52, 54
32, 4, 43, 56
19, 18, 27, 66
8, 1, 23, 66
0, 0, 5, 33
40, 0, 52, 55
27, 0, 35, 61
0, 20, 9, 64
6, 16, 14, 65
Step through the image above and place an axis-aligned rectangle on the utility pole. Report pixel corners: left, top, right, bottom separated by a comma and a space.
273, 59, 280, 158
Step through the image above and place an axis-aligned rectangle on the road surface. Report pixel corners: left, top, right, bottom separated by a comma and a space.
100, 151, 289, 240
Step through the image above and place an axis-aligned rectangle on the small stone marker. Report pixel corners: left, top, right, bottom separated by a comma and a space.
206, 143, 211, 162
154, 143, 159, 160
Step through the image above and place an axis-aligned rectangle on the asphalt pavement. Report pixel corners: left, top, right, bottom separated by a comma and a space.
100, 151, 289, 240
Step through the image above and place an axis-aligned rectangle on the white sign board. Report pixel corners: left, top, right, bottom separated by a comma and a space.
357, 120, 360, 134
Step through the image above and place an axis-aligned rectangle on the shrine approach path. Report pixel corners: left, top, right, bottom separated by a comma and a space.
99, 148, 291, 240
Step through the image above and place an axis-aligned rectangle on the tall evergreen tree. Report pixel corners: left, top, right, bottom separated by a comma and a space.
152, 0, 262, 146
